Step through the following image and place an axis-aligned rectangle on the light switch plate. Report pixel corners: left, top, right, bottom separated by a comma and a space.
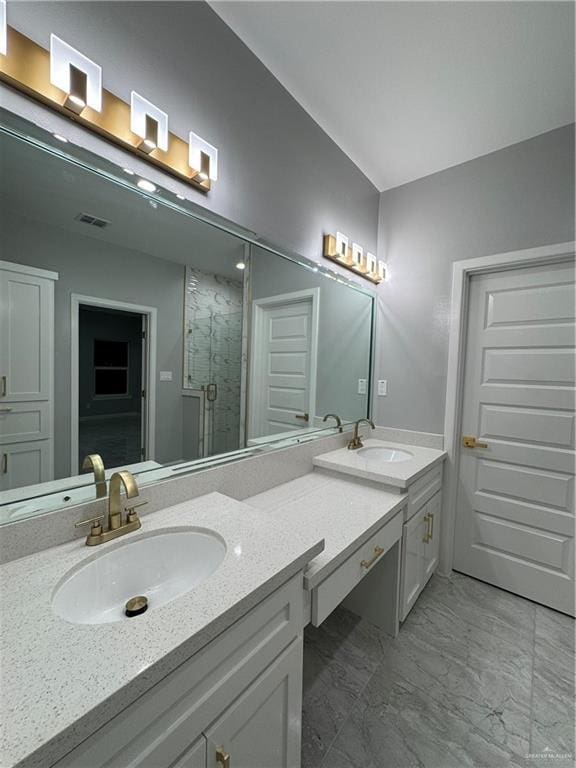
159, 371, 173, 381
357, 378, 367, 395
377, 379, 388, 396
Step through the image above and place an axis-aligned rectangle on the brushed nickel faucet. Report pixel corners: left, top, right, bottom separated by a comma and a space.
322, 413, 343, 432
75, 470, 147, 546
82, 453, 107, 498
347, 418, 375, 450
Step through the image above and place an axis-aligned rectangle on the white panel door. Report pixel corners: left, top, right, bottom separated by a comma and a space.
454, 261, 575, 615
0, 268, 53, 402
205, 640, 303, 768
251, 293, 317, 437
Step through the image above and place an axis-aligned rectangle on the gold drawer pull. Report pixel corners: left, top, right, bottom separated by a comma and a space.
361, 545, 385, 569
429, 512, 434, 541
216, 747, 230, 768
422, 513, 430, 543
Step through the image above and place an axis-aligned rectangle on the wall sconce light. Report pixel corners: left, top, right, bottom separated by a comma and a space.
50, 35, 102, 114
366, 252, 377, 275
0, 0, 7, 57
130, 91, 168, 154
335, 232, 349, 261
189, 131, 218, 182
351, 243, 364, 269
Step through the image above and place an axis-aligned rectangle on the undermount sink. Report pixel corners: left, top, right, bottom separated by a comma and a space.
52, 528, 226, 625
356, 446, 413, 463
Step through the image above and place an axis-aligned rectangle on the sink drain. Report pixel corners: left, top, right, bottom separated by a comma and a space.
125, 595, 148, 617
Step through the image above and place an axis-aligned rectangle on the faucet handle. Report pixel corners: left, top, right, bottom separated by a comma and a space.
125, 500, 148, 523
75, 515, 104, 535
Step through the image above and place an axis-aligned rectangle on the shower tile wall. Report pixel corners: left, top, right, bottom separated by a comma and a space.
184, 267, 243, 456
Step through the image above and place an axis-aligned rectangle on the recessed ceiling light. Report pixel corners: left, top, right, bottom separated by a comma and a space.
176, 194, 185, 200
235, 261, 246, 271
137, 179, 156, 193
123, 168, 135, 175
53, 133, 68, 143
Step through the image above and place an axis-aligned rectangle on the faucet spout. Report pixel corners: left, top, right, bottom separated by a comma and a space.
322, 413, 343, 432
108, 471, 139, 530
82, 453, 107, 498
347, 418, 375, 450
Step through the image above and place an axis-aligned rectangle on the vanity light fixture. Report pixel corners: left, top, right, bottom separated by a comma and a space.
0, 0, 7, 57
50, 35, 102, 115
189, 131, 218, 182
323, 233, 382, 284
136, 178, 157, 193
377, 261, 387, 281
130, 92, 169, 154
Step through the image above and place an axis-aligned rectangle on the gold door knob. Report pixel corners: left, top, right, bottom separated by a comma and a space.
462, 436, 488, 449
216, 747, 230, 768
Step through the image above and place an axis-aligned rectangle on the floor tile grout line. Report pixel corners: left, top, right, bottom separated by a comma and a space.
527, 602, 538, 755
316, 649, 386, 768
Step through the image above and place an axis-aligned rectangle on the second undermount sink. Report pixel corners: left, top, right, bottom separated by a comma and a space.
357, 446, 413, 463
52, 528, 226, 625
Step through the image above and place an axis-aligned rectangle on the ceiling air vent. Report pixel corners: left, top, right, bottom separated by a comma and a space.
74, 212, 111, 229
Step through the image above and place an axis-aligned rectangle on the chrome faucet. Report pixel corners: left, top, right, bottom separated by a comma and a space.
347, 418, 375, 450
75, 470, 147, 546
322, 413, 343, 432
82, 453, 107, 499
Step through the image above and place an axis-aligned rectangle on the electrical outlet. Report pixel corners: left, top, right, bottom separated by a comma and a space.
159, 371, 173, 382
377, 379, 388, 396
357, 378, 367, 395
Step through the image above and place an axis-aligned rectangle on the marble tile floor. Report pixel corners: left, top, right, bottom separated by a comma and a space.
302, 572, 575, 768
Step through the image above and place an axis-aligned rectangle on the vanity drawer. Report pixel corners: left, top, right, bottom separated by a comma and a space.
53, 573, 304, 768
311, 511, 403, 627
407, 463, 443, 520
0, 401, 50, 444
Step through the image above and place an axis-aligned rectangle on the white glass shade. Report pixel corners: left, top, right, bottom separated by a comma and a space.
50, 35, 102, 112
188, 131, 218, 181
130, 92, 169, 152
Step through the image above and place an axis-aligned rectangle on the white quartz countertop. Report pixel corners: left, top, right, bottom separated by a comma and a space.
246, 472, 406, 588
0, 492, 324, 768
312, 439, 446, 488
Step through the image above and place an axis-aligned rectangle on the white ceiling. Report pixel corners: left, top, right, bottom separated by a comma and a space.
212, 1, 575, 191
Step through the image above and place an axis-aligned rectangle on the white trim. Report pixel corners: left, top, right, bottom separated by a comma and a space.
249, 288, 320, 439
70, 294, 157, 474
0, 259, 58, 281
441, 240, 576, 575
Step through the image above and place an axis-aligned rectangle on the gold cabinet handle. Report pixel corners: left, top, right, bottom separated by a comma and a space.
429, 512, 434, 541
2, 453, 7, 475
360, 545, 385, 569
462, 435, 488, 449
422, 514, 430, 543
0, 376, 6, 397
216, 747, 230, 768
295, 412, 309, 421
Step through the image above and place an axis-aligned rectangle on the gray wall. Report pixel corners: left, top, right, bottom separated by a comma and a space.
3, 1, 379, 268
251, 246, 373, 423
2, 211, 186, 477
374, 123, 575, 433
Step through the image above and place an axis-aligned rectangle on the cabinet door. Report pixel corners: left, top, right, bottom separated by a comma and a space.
401, 506, 427, 621
0, 267, 53, 402
205, 640, 303, 768
423, 492, 441, 584
170, 736, 207, 768
0, 440, 51, 491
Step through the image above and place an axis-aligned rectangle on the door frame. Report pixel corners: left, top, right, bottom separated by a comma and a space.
70, 294, 157, 474
248, 287, 320, 439
441, 240, 575, 575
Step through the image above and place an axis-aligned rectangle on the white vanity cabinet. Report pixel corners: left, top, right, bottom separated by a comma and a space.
52, 574, 305, 768
0, 261, 57, 488
400, 464, 443, 621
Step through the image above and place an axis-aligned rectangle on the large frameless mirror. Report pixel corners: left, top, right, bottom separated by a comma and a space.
0, 111, 375, 524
